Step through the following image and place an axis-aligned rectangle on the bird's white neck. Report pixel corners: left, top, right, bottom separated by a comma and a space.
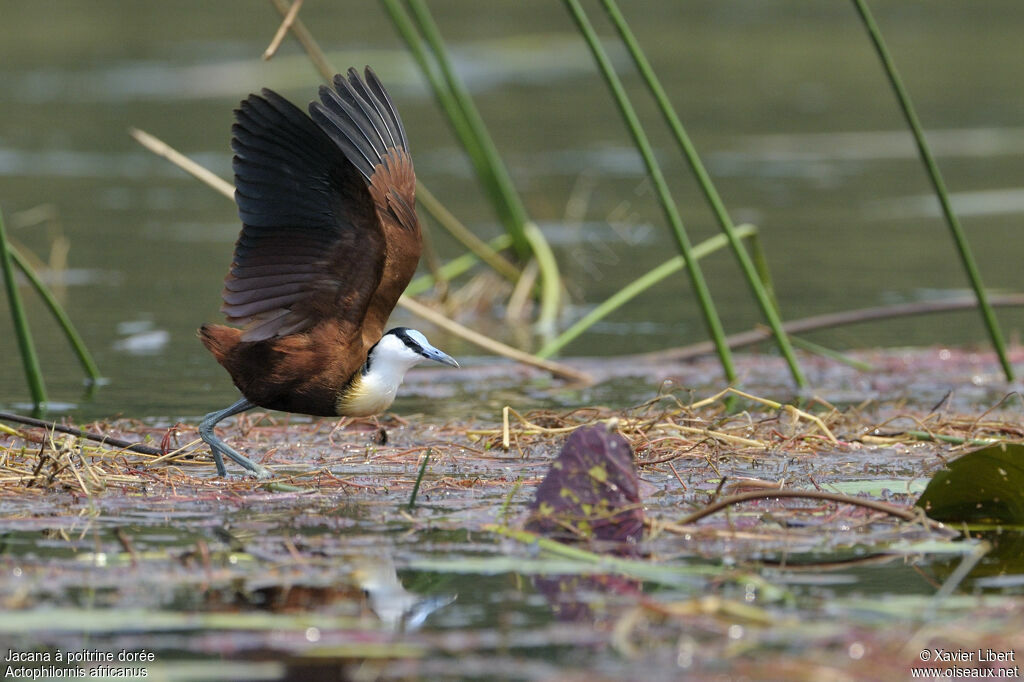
336, 354, 416, 417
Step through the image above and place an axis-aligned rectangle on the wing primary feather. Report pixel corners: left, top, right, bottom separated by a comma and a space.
330, 72, 384, 155
309, 93, 376, 179
315, 85, 381, 165
317, 82, 382, 165
222, 281, 311, 305
222, 291, 308, 319
230, 263, 321, 278
364, 66, 409, 153
236, 309, 292, 342
309, 69, 411, 183
236, 92, 329, 168
337, 68, 394, 155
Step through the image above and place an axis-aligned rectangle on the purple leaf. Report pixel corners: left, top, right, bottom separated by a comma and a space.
526, 425, 643, 547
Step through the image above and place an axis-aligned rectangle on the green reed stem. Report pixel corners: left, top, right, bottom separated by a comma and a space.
563, 0, 735, 383
405, 234, 513, 296
407, 448, 431, 510
9, 248, 101, 383
787, 335, 874, 372
537, 225, 756, 358
600, 0, 805, 388
0, 209, 47, 409
746, 231, 778, 310
905, 430, 1005, 447
416, 181, 520, 282
852, 0, 1012, 381
403, 0, 533, 258
524, 222, 561, 338
388, 0, 563, 332
382, 1, 495, 204
498, 477, 523, 525
384, 0, 525, 256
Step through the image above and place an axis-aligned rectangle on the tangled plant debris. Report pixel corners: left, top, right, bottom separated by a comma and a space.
1, 382, 1022, 679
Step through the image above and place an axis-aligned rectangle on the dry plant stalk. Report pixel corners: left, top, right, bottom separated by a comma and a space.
263, 0, 303, 60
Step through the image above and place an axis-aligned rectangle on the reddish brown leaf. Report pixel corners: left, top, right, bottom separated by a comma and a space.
526, 425, 643, 547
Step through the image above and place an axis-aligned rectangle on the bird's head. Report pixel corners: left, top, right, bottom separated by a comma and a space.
364, 327, 459, 376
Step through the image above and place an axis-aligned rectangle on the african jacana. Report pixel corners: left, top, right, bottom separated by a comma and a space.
198, 67, 457, 478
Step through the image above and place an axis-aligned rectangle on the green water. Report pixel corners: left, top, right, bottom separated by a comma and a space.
2, 1, 1024, 418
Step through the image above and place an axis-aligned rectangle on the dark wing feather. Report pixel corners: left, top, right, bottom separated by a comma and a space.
227, 88, 384, 342
226, 68, 420, 346
309, 86, 377, 179
309, 67, 422, 347
363, 66, 409, 152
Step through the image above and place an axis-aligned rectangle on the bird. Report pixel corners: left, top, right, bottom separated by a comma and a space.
197, 67, 458, 479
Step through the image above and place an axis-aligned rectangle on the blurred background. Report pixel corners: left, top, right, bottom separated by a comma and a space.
1, 0, 1022, 418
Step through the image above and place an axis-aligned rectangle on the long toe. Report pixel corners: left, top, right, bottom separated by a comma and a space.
219, 443, 272, 480
246, 464, 273, 480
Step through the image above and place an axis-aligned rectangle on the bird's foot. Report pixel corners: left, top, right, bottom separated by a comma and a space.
199, 398, 269, 478
211, 443, 272, 480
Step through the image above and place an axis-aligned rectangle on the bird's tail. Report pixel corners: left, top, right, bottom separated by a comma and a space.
198, 324, 242, 364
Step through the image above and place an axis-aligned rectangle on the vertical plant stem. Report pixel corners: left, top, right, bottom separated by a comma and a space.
746, 232, 777, 310
0, 209, 47, 409
9, 248, 101, 382
601, 0, 806, 388
524, 222, 561, 338
562, 0, 736, 383
852, 0, 1013, 381
401, 0, 532, 258
407, 448, 430, 510
381, 0, 514, 260
386, 0, 563, 335
382, 0, 495, 200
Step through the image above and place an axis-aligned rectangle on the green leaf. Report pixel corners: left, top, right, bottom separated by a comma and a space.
915, 443, 1024, 523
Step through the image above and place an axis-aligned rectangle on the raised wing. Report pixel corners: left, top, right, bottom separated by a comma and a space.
309, 67, 421, 347
225, 67, 419, 345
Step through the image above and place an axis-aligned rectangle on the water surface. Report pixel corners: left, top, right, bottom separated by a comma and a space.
1, 1, 1023, 418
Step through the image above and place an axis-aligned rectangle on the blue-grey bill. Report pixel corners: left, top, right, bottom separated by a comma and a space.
422, 345, 459, 367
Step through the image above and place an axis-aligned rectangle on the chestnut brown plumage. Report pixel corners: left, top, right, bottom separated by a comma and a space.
197, 68, 457, 478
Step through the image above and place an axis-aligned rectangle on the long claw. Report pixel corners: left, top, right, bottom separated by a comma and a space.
213, 440, 272, 479
198, 397, 271, 479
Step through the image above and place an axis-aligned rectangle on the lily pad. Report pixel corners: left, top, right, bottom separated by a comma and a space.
915, 443, 1024, 523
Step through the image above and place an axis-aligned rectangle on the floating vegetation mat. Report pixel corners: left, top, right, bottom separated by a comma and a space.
1, 383, 1023, 680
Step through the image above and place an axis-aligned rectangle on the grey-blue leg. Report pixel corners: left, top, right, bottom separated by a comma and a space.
198, 397, 271, 479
